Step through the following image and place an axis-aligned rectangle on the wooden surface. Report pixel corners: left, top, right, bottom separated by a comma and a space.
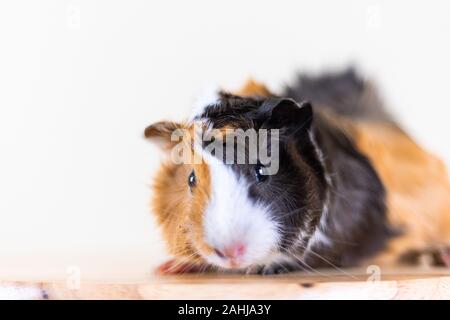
2, 267, 450, 299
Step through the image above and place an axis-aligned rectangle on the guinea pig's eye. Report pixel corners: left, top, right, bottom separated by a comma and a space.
254, 164, 268, 183
188, 170, 197, 188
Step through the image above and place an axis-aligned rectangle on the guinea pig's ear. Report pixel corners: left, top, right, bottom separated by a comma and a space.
144, 121, 187, 151
260, 98, 313, 133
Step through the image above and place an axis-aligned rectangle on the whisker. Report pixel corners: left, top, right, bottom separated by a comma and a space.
294, 243, 358, 280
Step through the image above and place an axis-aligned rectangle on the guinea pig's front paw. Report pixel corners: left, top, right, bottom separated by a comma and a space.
155, 259, 214, 275
438, 246, 450, 267
399, 246, 450, 267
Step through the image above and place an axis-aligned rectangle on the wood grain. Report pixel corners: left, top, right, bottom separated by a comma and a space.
2, 268, 450, 299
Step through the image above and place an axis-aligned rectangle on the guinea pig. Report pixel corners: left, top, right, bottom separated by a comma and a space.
145, 69, 450, 274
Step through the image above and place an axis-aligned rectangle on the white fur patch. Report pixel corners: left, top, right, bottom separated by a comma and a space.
307, 192, 332, 249
306, 129, 332, 249
308, 130, 332, 185
309, 226, 332, 248
201, 153, 281, 269
190, 85, 221, 119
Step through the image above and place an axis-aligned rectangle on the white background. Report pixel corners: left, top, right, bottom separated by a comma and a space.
0, 0, 449, 281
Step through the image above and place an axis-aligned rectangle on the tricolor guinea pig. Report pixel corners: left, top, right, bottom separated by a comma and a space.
145, 69, 450, 274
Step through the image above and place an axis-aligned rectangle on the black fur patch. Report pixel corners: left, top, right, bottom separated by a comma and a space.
282, 68, 396, 267
283, 67, 394, 123
303, 114, 395, 268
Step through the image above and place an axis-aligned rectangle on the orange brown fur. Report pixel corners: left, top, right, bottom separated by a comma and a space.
151, 125, 215, 267
351, 121, 450, 265
317, 108, 450, 265
235, 79, 272, 97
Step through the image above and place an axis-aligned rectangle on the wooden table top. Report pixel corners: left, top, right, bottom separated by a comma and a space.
2, 267, 450, 299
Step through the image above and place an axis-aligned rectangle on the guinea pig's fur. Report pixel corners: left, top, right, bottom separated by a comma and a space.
145, 68, 450, 274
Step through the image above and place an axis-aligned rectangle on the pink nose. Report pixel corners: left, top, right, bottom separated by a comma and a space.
214, 243, 246, 260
